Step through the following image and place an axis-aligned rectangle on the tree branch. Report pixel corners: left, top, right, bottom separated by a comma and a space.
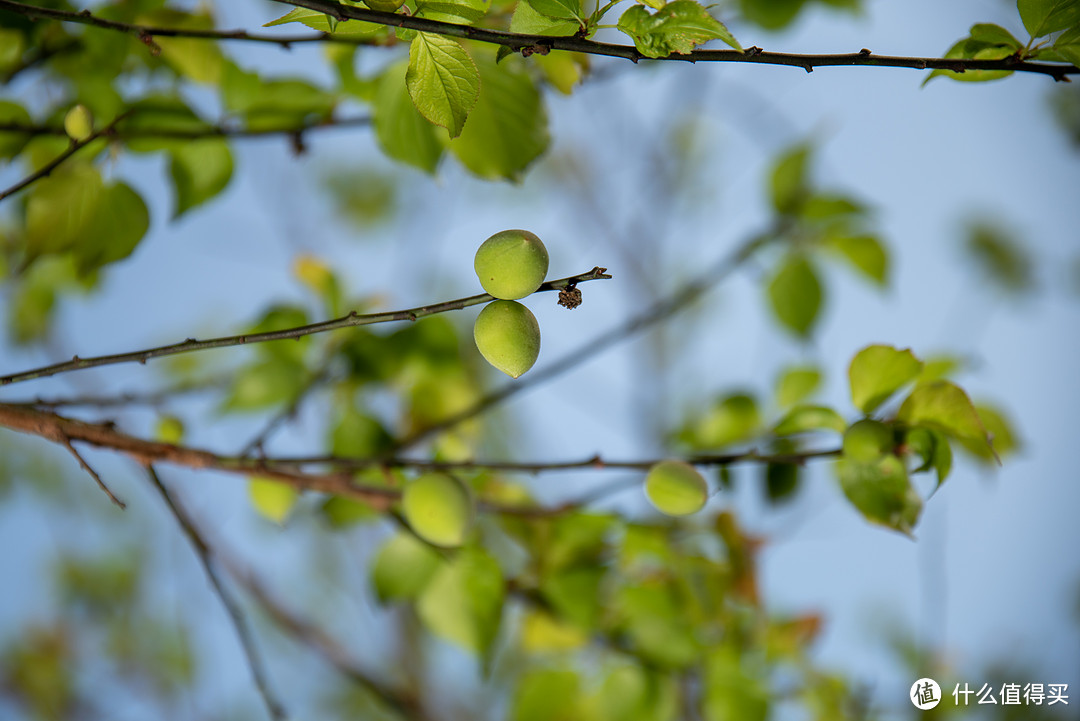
0, 402, 839, 522
0, 267, 611, 387
0, 110, 131, 204
0, 0, 388, 48
395, 233, 770, 450
273, 0, 1080, 80
145, 467, 289, 721
59, 435, 126, 509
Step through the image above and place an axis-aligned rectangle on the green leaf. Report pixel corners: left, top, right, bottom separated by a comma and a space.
904, 426, 952, 486
765, 460, 800, 503
118, 96, 211, 154
416, 547, 504, 656
897, 380, 995, 457
373, 60, 444, 173
802, 193, 865, 221
682, 393, 760, 448
1053, 26, 1080, 65
416, 0, 491, 24
614, 584, 699, 667
964, 223, 1034, 294
925, 41, 1014, 84
773, 405, 846, 435
448, 51, 549, 181
775, 366, 821, 407
407, 33, 480, 138
264, 7, 383, 35
969, 23, 1023, 50
513, 670, 583, 721
766, 254, 822, 338
1018, 0, 1080, 39
25, 164, 105, 260
704, 646, 769, 721
72, 182, 150, 274
169, 139, 233, 218
222, 65, 337, 130
529, 0, 583, 21
8, 257, 76, 344
916, 355, 963, 384
617, 1, 741, 59
320, 495, 377, 527
769, 143, 811, 214
371, 533, 443, 602
828, 235, 888, 286
138, 10, 224, 85
248, 477, 298, 524
848, 344, 923, 414
330, 406, 394, 458
738, 0, 805, 30
0, 101, 32, 160
222, 357, 307, 411
957, 403, 1019, 462
510, 0, 581, 34
835, 455, 922, 534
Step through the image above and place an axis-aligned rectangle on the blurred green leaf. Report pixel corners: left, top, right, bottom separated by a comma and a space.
25, 163, 104, 260
898, 380, 994, 456
407, 33, 479, 138
222, 357, 307, 410
828, 234, 888, 286
703, 646, 769, 721
73, 181, 149, 274
264, 7, 383, 35
513, 669, 584, 721
835, 455, 922, 534
448, 51, 549, 181
0, 101, 32, 160
766, 254, 822, 337
964, 223, 1034, 294
614, 584, 699, 667
773, 404, 846, 435
683, 392, 761, 448
764, 460, 800, 503
770, 143, 811, 214
138, 10, 224, 84
169, 139, 233, 218
416, 546, 504, 655
904, 426, 952, 486
371, 532, 444, 602
775, 365, 821, 407
848, 344, 923, 414
958, 402, 1019, 462
373, 60, 444, 173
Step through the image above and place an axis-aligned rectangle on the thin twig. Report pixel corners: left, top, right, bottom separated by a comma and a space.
274, 0, 1080, 80
239, 361, 336, 458
395, 233, 771, 450
145, 467, 289, 721
58, 435, 126, 508
0, 110, 131, 204
0, 267, 611, 387
215, 550, 423, 717
4, 377, 227, 410
0, 0, 388, 47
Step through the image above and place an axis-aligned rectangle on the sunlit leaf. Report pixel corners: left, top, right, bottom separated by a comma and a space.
835, 455, 922, 534
848, 344, 923, 414
373, 60, 444, 173
169, 139, 233, 218
416, 546, 503, 655
248, 477, 299, 524
1018, 0, 1080, 39
828, 235, 888, 286
371, 533, 443, 602
766, 254, 822, 337
773, 405, 846, 435
775, 366, 821, 407
407, 33, 480, 138
617, 1, 741, 58
897, 380, 995, 457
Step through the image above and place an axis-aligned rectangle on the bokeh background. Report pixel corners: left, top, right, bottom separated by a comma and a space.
1, 0, 1079, 718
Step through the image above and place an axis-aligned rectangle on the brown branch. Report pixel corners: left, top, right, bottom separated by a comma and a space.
395, 232, 771, 450
0, 0, 387, 47
0, 110, 131, 204
0, 402, 840, 519
0, 267, 611, 387
145, 467, 289, 721
274, 0, 1080, 80
58, 435, 126, 508
0, 115, 372, 141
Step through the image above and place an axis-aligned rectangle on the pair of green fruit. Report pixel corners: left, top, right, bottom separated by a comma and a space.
401, 460, 710, 550
472, 229, 549, 379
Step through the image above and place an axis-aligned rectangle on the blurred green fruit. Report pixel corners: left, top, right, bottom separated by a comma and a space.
155, 415, 185, 444
402, 474, 473, 547
473, 300, 541, 378
645, 460, 708, 516
474, 229, 549, 300
63, 104, 93, 142
843, 419, 894, 462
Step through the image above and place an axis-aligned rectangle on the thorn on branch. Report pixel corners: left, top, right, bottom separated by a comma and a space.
859, 48, 871, 56
744, 46, 762, 57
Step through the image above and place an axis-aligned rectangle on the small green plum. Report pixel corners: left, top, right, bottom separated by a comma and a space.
473, 300, 541, 379
645, 460, 708, 516
362, 0, 405, 10
63, 104, 94, 142
474, 229, 549, 300
843, 419, 894, 462
402, 474, 474, 548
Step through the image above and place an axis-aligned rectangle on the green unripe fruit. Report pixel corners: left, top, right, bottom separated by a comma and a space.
362, 0, 405, 10
474, 229, 549, 300
843, 419, 894, 463
402, 474, 474, 548
644, 460, 708, 516
63, 104, 94, 142
473, 300, 541, 379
